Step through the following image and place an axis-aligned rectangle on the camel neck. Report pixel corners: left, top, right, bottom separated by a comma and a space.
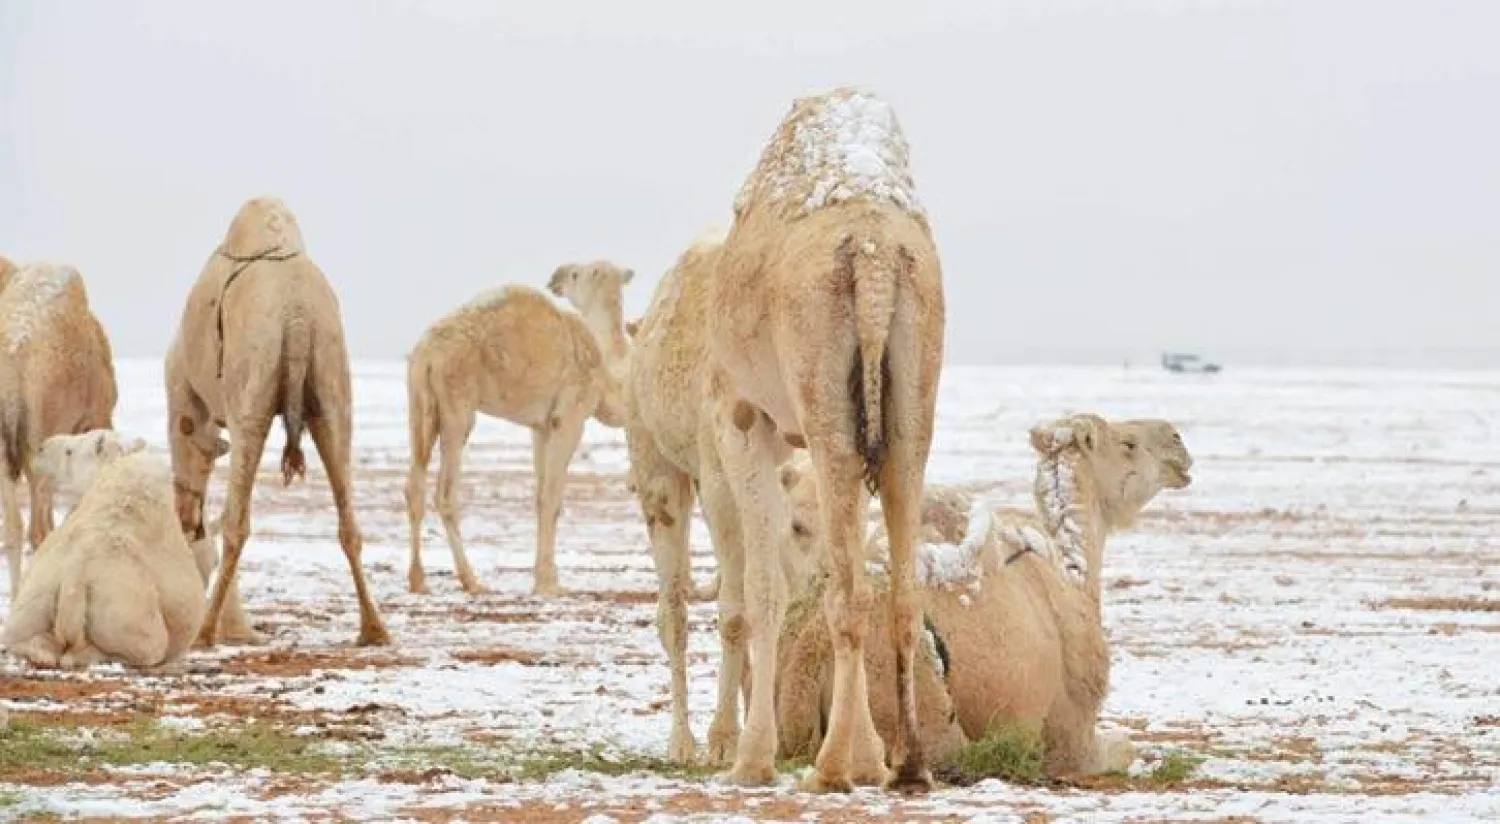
1034, 452, 1108, 598
579, 293, 629, 366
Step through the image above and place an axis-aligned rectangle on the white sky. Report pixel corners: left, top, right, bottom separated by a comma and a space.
2, 0, 1498, 366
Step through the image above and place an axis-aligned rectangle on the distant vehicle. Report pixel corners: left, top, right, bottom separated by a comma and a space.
1161, 352, 1222, 374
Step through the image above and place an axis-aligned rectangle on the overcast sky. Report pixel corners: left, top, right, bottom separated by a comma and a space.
2, 0, 1498, 367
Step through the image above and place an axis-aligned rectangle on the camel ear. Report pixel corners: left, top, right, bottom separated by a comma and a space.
779, 461, 802, 491
621, 267, 634, 285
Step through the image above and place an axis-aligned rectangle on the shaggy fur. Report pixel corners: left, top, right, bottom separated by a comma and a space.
0, 263, 118, 599
624, 227, 816, 765
404, 262, 632, 596
165, 196, 389, 648
704, 86, 946, 792
2, 451, 216, 670
776, 414, 1195, 778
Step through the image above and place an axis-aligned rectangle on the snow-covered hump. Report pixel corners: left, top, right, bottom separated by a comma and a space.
735, 87, 925, 219
3, 262, 80, 354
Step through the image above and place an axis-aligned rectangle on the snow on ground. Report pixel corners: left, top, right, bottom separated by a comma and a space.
2, 359, 1498, 822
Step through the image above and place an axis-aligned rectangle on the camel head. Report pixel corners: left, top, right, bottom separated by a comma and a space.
166, 404, 231, 538
547, 260, 633, 316
222, 196, 307, 258
1028, 413, 1193, 532
33, 429, 149, 496
777, 451, 825, 595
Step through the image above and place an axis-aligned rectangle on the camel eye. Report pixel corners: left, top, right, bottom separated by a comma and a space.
1122, 439, 1137, 454
792, 521, 811, 538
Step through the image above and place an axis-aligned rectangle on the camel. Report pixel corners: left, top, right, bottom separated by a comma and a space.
0, 262, 119, 599
775, 413, 1195, 778
165, 195, 389, 648
702, 86, 946, 792
623, 227, 821, 768
404, 261, 633, 596
0, 255, 18, 296
3, 447, 221, 671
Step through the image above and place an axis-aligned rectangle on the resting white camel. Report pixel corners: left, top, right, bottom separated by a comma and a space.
775, 413, 1195, 778
2, 447, 222, 670
0, 262, 119, 598
404, 262, 632, 596
704, 86, 947, 792
32, 428, 150, 496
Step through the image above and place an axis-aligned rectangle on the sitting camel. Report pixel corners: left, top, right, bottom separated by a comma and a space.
404, 262, 633, 596
774, 413, 1194, 778
704, 86, 947, 792
0, 262, 119, 598
2, 441, 221, 670
166, 195, 389, 648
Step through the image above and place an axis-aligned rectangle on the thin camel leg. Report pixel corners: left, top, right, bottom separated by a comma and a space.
530, 414, 586, 597
309, 412, 392, 647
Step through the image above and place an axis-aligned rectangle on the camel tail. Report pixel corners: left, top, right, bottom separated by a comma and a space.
406, 350, 439, 473
842, 234, 900, 494
0, 392, 25, 483
280, 318, 311, 486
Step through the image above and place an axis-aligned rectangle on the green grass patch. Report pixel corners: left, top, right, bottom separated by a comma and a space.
934, 724, 1048, 787
0, 715, 345, 778
1141, 749, 1205, 787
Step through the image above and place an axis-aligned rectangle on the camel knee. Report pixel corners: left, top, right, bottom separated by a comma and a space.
338, 521, 364, 558
823, 581, 875, 648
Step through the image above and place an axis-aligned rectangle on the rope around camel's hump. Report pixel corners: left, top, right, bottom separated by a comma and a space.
212, 246, 301, 379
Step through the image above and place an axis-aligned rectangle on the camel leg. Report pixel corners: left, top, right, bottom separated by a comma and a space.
798, 444, 887, 793
698, 461, 748, 766
196, 414, 271, 649
531, 412, 586, 597
708, 389, 790, 787
405, 412, 438, 595
3, 474, 23, 599
7, 633, 63, 667
308, 412, 392, 647
434, 410, 483, 595
641, 464, 696, 762
25, 469, 54, 550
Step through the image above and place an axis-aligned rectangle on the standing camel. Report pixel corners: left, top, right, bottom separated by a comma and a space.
704, 87, 946, 793
624, 227, 820, 767
0, 262, 118, 598
404, 262, 632, 596
165, 195, 389, 648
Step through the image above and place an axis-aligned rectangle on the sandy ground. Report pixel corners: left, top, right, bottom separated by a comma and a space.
1, 360, 1497, 822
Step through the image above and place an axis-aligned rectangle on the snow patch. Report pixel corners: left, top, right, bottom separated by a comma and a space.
916, 499, 992, 592
735, 87, 924, 219
3, 262, 78, 354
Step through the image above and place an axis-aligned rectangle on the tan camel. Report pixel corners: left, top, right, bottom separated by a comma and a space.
0, 255, 18, 296
404, 262, 632, 597
3, 446, 219, 671
776, 413, 1195, 778
703, 86, 946, 792
624, 227, 821, 767
166, 195, 389, 648
0, 262, 118, 599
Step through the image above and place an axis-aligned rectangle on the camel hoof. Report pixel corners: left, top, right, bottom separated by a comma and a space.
462, 581, 490, 597
850, 760, 892, 788
884, 765, 935, 796
666, 729, 698, 764
218, 625, 265, 646
193, 628, 218, 650
407, 574, 429, 595
356, 625, 393, 647
706, 726, 739, 766
530, 581, 562, 598
719, 761, 777, 788
798, 768, 854, 794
